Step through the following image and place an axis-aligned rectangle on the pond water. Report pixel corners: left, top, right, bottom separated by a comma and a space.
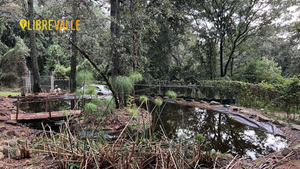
18, 100, 79, 113
146, 101, 287, 160
18, 99, 287, 160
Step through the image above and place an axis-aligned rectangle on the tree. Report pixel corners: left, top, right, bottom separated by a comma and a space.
70, 0, 78, 93
233, 57, 284, 84
189, 0, 292, 77
111, 0, 121, 77
28, 0, 41, 92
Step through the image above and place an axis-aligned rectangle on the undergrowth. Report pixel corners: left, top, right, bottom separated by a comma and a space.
17, 94, 223, 169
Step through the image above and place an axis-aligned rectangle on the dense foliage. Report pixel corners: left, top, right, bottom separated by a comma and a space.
0, 0, 299, 107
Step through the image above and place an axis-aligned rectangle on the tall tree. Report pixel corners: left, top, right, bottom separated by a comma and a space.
70, 0, 78, 93
28, 0, 41, 92
189, 0, 292, 77
111, 0, 121, 77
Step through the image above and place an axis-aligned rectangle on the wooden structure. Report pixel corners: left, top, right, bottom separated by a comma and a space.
12, 95, 82, 122
11, 110, 81, 122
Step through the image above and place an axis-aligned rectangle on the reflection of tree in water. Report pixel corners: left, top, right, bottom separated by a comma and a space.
150, 102, 286, 157
19, 100, 71, 113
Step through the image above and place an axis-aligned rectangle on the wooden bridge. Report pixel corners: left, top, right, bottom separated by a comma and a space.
11, 95, 82, 122
11, 110, 81, 122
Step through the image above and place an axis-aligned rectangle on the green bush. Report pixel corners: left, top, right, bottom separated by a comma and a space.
53, 64, 67, 79
233, 57, 285, 84
198, 79, 300, 116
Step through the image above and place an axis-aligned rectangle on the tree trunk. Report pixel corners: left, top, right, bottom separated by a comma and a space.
111, 0, 121, 76
231, 57, 234, 76
220, 37, 224, 77
28, 0, 41, 93
70, 0, 78, 93
111, 0, 122, 108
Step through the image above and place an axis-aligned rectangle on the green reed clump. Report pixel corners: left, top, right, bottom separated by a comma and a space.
166, 90, 177, 99
154, 98, 163, 106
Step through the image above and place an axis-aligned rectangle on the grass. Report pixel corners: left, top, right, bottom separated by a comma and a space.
0, 93, 19, 96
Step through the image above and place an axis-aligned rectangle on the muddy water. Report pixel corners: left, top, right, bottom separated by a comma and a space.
147, 102, 287, 160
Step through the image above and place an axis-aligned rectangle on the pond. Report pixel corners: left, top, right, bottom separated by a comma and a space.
146, 101, 287, 160
18, 100, 73, 113
18, 98, 287, 160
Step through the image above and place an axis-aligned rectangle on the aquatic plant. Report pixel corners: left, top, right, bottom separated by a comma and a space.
166, 90, 177, 99
112, 76, 133, 94
139, 95, 148, 102
76, 70, 94, 86
128, 72, 143, 83
84, 102, 97, 114
196, 133, 204, 143
154, 98, 163, 106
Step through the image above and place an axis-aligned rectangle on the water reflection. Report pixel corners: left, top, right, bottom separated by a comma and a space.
149, 102, 287, 159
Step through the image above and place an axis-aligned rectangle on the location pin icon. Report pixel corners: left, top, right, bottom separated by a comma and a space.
20, 19, 27, 31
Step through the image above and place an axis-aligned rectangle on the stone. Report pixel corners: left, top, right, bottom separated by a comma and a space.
0, 152, 4, 160
200, 100, 207, 104
185, 99, 194, 102
17, 139, 25, 144
0, 127, 6, 133
233, 107, 240, 111
2, 148, 8, 157
4, 140, 16, 147
249, 114, 257, 119
5, 120, 17, 125
210, 101, 221, 105
273, 120, 285, 126
224, 104, 230, 108
6, 130, 19, 137
282, 148, 291, 156
240, 109, 250, 115
291, 124, 300, 131
258, 115, 272, 122
2, 148, 16, 158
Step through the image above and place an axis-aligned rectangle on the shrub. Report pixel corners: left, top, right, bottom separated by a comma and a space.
53, 64, 67, 79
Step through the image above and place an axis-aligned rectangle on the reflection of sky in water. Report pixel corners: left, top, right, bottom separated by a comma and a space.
149, 103, 287, 159
242, 131, 287, 160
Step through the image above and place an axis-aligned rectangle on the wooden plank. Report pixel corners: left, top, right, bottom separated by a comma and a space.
11, 110, 81, 121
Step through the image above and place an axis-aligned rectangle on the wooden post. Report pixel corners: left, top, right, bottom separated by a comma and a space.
159, 83, 161, 95
16, 97, 19, 121
83, 98, 85, 111
46, 97, 48, 112
193, 84, 196, 98
50, 72, 54, 92
74, 95, 77, 109
48, 98, 51, 117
